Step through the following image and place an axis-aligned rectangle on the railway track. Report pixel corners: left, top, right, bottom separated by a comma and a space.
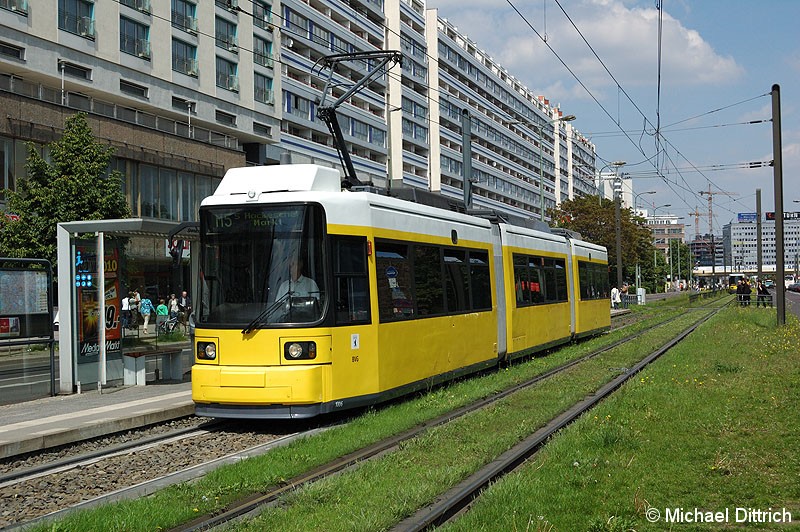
167, 302, 726, 531
0, 419, 316, 530
394, 305, 723, 530
5, 296, 729, 530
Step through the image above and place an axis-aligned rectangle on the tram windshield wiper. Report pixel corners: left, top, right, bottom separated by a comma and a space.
241, 291, 292, 335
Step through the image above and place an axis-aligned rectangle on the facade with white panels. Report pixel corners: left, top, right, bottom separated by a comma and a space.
723, 217, 800, 274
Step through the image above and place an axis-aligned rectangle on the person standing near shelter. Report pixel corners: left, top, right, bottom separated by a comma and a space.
139, 296, 154, 334
178, 290, 192, 331
156, 298, 169, 330
168, 294, 179, 319
121, 292, 131, 330
611, 285, 620, 310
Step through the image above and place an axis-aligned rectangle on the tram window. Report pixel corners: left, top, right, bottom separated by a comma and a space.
470, 250, 492, 310
543, 258, 559, 303
376, 241, 414, 321
444, 249, 469, 312
332, 237, 371, 325
414, 245, 445, 316
555, 261, 568, 301
514, 254, 568, 306
578, 261, 609, 300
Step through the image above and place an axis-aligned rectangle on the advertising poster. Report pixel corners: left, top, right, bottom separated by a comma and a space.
76, 243, 121, 358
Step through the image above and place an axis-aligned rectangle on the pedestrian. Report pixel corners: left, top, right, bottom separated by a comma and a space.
156, 298, 168, 331
129, 288, 141, 327
121, 292, 131, 330
611, 285, 620, 310
139, 296, 154, 334
742, 280, 752, 307
621, 283, 629, 308
178, 290, 192, 330
736, 281, 744, 306
168, 293, 179, 319
756, 280, 771, 308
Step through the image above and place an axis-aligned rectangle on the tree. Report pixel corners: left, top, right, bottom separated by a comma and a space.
0, 113, 130, 271
548, 196, 656, 288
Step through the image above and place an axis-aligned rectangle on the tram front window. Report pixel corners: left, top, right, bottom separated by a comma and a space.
198, 204, 326, 327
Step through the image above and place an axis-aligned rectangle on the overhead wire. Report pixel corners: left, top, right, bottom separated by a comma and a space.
545, 0, 770, 213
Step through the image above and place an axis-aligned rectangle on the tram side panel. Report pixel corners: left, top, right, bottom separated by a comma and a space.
366, 202, 499, 394
498, 225, 573, 359
570, 240, 611, 338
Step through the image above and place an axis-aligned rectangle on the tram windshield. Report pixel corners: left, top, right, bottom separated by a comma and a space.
197, 204, 327, 327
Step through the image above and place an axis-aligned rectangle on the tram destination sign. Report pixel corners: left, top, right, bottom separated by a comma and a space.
206, 207, 304, 232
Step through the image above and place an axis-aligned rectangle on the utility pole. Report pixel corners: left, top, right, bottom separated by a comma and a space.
756, 189, 763, 281
461, 109, 473, 209
772, 84, 786, 326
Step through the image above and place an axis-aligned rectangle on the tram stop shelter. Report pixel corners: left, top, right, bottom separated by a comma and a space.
57, 218, 197, 394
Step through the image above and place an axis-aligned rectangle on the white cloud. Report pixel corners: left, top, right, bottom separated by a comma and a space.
428, 0, 743, 103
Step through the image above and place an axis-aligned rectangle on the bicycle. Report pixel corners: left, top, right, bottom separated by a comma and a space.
157, 315, 179, 335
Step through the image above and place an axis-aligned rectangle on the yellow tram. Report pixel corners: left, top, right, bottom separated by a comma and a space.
191, 165, 610, 418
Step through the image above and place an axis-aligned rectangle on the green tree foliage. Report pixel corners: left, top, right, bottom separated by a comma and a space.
0, 113, 130, 270
548, 196, 659, 289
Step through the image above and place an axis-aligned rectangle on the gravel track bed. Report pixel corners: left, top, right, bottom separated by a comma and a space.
0, 416, 206, 476
0, 424, 280, 528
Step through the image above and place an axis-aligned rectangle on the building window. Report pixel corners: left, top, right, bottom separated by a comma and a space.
172, 96, 195, 114
253, 0, 272, 29
0, 41, 24, 60
171, 0, 197, 33
59, 60, 92, 80
253, 35, 272, 68
254, 73, 273, 104
215, 17, 238, 51
253, 122, 271, 137
58, 0, 95, 39
120, 0, 150, 14
172, 39, 197, 76
215, 110, 236, 127
1, 0, 28, 16
215, 57, 238, 91
120, 17, 150, 59
120, 79, 148, 99
284, 92, 310, 119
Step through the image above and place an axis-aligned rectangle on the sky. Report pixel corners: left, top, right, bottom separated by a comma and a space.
425, 0, 800, 236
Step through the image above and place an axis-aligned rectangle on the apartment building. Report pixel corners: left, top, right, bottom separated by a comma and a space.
0, 0, 596, 224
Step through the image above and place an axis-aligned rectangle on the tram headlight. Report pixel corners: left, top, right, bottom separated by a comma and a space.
284, 341, 317, 360
287, 343, 303, 358
197, 341, 217, 361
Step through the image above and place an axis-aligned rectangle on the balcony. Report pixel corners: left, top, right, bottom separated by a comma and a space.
0, 74, 240, 150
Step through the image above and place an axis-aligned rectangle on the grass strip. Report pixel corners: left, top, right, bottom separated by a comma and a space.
31, 306, 702, 531
447, 306, 800, 531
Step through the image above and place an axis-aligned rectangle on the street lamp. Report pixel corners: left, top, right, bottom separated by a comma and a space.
651, 203, 671, 291
633, 191, 656, 213
631, 190, 656, 291
529, 115, 576, 220
612, 162, 628, 291
596, 160, 627, 205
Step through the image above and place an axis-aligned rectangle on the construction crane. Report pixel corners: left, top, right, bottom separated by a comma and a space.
699, 184, 738, 234
687, 206, 703, 238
